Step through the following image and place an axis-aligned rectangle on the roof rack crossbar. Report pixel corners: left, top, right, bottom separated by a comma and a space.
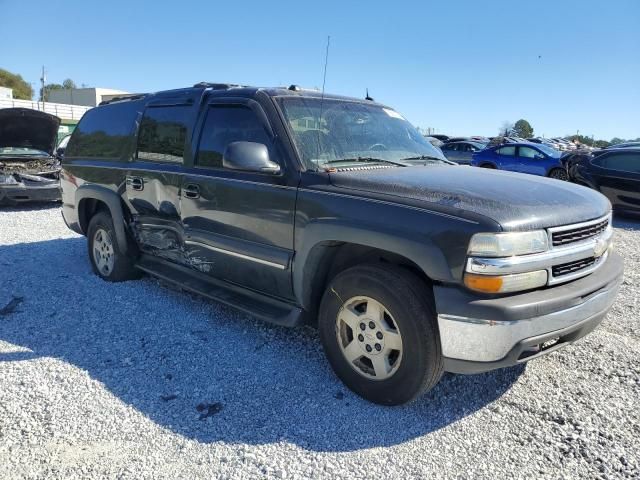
193, 82, 243, 90
99, 93, 148, 106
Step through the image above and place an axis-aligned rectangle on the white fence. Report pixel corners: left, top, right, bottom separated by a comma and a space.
0, 98, 91, 121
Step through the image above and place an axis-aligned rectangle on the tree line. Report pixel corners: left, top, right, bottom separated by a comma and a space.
500, 118, 638, 148
0, 67, 80, 102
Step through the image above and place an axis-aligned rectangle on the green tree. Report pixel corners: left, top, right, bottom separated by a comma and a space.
0, 68, 34, 100
513, 119, 534, 138
62, 78, 76, 89
610, 137, 625, 145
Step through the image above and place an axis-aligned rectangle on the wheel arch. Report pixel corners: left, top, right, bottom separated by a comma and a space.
294, 223, 451, 318
480, 162, 497, 169
76, 185, 129, 254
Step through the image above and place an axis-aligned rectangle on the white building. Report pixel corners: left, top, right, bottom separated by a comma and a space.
0, 86, 12, 100
48, 87, 130, 107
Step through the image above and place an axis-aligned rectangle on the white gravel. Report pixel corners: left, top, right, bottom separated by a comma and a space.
0, 205, 638, 480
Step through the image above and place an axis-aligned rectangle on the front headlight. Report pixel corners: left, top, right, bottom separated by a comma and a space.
468, 231, 549, 257
0, 174, 19, 185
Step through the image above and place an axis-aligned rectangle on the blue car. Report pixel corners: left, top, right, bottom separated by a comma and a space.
471, 142, 569, 180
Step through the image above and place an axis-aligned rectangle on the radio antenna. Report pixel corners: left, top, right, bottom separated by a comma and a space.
321, 35, 330, 101
317, 35, 330, 167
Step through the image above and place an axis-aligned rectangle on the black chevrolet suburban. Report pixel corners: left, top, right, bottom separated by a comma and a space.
61, 83, 623, 405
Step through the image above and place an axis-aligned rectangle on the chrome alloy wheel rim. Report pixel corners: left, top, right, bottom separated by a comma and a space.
92, 228, 115, 276
335, 296, 403, 381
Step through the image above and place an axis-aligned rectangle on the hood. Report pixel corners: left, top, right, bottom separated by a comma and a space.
0, 108, 61, 156
328, 165, 610, 231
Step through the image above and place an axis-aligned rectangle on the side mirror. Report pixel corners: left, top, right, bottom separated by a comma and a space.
222, 141, 280, 174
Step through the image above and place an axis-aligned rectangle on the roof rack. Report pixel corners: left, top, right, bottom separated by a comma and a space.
287, 84, 320, 92
99, 93, 147, 106
193, 82, 243, 90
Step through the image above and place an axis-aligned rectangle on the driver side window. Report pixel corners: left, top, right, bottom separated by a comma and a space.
196, 105, 274, 169
519, 146, 540, 159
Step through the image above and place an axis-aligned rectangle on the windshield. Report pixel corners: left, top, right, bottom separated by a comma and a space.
537, 144, 561, 157
469, 141, 487, 150
278, 97, 447, 169
0, 147, 50, 157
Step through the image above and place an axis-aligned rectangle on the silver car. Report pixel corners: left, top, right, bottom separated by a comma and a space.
440, 141, 486, 164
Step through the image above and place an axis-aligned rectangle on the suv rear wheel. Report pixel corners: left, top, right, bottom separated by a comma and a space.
318, 264, 443, 405
87, 211, 140, 282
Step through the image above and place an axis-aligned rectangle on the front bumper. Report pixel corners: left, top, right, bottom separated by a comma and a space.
0, 183, 61, 205
435, 252, 623, 374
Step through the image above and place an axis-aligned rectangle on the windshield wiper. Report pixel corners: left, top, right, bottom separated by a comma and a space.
322, 157, 408, 167
400, 155, 449, 163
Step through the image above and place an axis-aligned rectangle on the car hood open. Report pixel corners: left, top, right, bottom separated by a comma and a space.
328, 165, 610, 231
0, 108, 61, 156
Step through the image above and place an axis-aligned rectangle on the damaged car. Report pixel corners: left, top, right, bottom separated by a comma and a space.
0, 108, 62, 205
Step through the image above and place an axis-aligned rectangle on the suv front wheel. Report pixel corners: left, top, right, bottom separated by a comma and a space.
87, 211, 140, 282
318, 264, 443, 405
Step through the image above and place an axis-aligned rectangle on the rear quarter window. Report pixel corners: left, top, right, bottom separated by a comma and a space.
66, 100, 143, 159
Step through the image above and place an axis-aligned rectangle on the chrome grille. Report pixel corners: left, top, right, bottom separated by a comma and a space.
552, 257, 596, 277
551, 219, 609, 247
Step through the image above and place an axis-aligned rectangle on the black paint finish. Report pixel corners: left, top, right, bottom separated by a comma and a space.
61, 83, 618, 322
570, 148, 640, 216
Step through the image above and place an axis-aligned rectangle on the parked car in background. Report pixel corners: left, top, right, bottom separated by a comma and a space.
471, 142, 569, 180
0, 108, 62, 205
605, 141, 640, 150
428, 134, 449, 142
528, 137, 561, 150
56, 134, 71, 159
440, 140, 486, 164
570, 148, 640, 216
553, 138, 577, 151
444, 136, 470, 143
424, 136, 444, 148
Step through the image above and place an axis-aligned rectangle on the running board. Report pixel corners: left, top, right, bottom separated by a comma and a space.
135, 254, 304, 327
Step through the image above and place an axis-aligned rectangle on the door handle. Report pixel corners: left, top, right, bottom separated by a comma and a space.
127, 176, 144, 191
183, 183, 200, 199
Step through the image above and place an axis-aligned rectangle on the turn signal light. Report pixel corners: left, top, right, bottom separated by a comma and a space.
464, 270, 548, 293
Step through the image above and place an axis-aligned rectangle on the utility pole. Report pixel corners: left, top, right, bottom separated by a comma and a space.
40, 66, 46, 111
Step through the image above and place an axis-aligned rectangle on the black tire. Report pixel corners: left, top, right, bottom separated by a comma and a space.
548, 168, 569, 181
480, 163, 496, 169
318, 264, 443, 405
86, 210, 140, 282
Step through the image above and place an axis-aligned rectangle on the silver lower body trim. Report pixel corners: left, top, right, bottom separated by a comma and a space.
183, 239, 287, 270
437, 283, 620, 362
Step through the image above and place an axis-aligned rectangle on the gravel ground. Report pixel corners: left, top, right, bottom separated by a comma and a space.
0, 205, 638, 480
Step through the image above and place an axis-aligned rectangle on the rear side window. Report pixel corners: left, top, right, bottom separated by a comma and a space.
137, 106, 190, 163
496, 146, 516, 156
66, 100, 141, 159
594, 152, 640, 173
196, 105, 272, 169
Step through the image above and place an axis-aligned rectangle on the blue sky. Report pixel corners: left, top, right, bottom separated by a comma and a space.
2, 0, 639, 139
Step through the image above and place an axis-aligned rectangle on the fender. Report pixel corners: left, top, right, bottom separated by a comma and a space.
293, 218, 455, 310
75, 185, 129, 254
